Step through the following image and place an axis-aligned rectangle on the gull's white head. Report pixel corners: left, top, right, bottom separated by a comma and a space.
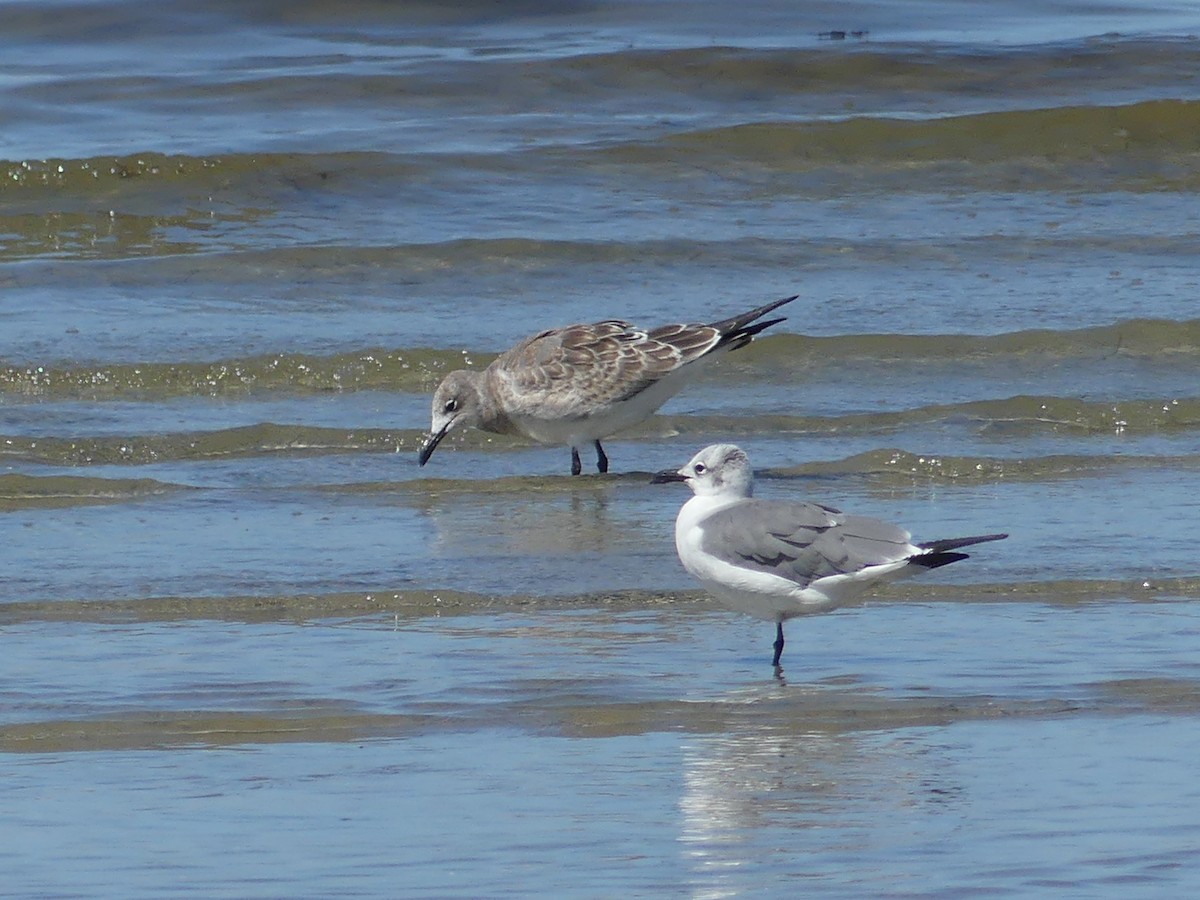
418, 370, 484, 466
651, 443, 754, 498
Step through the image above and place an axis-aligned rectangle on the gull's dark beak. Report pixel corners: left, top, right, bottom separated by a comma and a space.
650, 469, 688, 485
417, 424, 450, 466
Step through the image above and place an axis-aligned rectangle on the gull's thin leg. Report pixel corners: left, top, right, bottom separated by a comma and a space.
771, 621, 785, 667
594, 440, 609, 474
570, 446, 582, 476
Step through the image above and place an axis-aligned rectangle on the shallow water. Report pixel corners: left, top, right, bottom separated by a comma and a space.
4, 0, 1200, 896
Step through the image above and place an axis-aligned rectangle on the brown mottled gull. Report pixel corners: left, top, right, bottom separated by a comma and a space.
419, 296, 795, 475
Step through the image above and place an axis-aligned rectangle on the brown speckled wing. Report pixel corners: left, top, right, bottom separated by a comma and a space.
488, 319, 722, 419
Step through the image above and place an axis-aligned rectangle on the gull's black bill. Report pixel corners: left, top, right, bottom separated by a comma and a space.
417, 425, 449, 466
650, 469, 688, 484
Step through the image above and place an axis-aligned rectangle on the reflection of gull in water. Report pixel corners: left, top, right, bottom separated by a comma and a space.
680, 726, 847, 836
679, 726, 861, 899
415, 482, 675, 594
677, 693, 964, 898
423, 491, 623, 556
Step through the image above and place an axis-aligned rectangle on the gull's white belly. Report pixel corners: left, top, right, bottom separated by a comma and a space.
687, 554, 841, 622
509, 368, 694, 446
499, 345, 742, 447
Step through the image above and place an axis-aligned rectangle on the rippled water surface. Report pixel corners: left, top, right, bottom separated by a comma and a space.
4, 0, 1200, 896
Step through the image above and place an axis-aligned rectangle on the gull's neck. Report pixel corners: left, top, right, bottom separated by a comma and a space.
679, 488, 746, 524
466, 369, 514, 435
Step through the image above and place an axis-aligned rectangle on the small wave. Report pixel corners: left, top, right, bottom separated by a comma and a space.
605, 99, 1200, 184
1, 577, 1196, 625
0, 587, 495, 624
550, 39, 1200, 106
763, 447, 1200, 485
749, 319, 1200, 364
0, 473, 186, 509
3, 396, 1198, 467
0, 349, 461, 399
0, 424, 414, 466
4, 318, 1198, 400
0, 151, 407, 196
0, 151, 415, 260
659, 395, 1200, 440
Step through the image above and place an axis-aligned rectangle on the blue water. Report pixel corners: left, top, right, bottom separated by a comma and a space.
5, 0, 1200, 896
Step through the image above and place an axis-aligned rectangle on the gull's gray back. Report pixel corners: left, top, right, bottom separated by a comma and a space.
698, 499, 916, 586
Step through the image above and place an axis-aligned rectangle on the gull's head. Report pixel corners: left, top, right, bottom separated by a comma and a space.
418, 370, 483, 466
651, 443, 754, 498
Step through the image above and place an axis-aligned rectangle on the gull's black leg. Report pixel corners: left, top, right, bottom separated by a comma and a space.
594, 440, 609, 474
570, 446, 582, 476
771, 621, 785, 667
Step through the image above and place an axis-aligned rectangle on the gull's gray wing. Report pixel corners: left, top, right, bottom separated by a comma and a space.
489, 320, 719, 419
698, 499, 916, 586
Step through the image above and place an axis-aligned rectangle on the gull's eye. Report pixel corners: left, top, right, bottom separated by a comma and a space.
443, 398, 459, 414
693, 463, 706, 475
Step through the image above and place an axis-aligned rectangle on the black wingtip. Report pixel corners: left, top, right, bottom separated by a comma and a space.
919, 533, 1008, 553
910, 532, 1007, 571
908, 550, 970, 570
709, 296, 797, 353
736, 315, 787, 339
708, 295, 798, 335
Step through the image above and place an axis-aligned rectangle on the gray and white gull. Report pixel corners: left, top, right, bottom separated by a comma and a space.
653, 444, 1007, 668
418, 296, 796, 475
